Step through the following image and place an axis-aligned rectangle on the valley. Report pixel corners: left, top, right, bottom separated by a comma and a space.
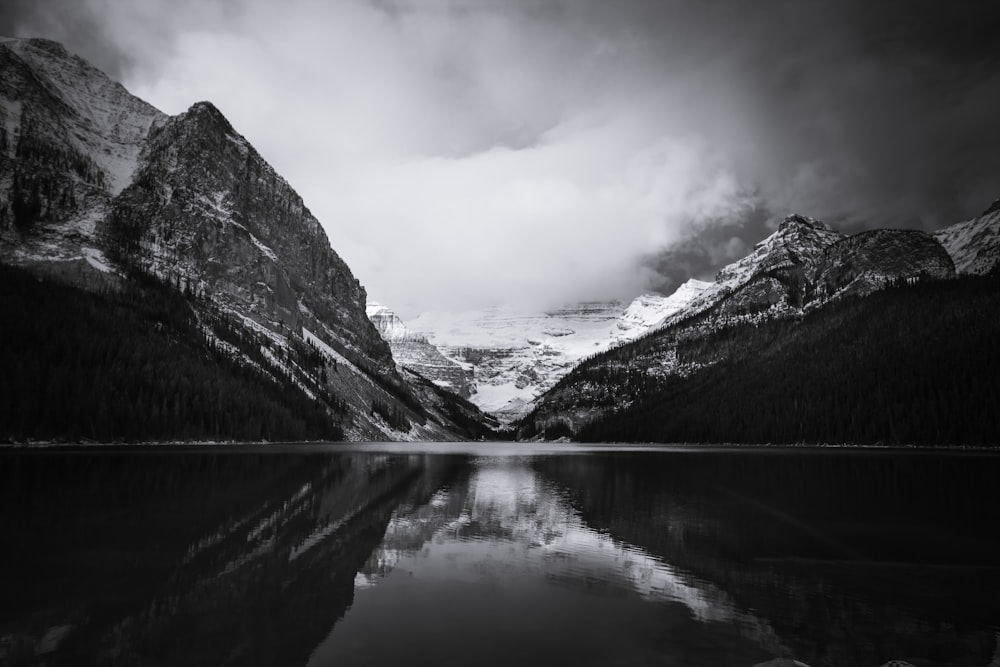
1, 35, 998, 446
0, 37, 494, 443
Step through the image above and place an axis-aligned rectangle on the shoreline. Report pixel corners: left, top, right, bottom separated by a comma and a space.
2, 440, 999, 454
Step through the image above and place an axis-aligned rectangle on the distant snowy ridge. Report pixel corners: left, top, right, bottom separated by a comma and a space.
934, 203, 1000, 275
614, 279, 712, 342
407, 285, 716, 420
406, 216, 849, 421
366, 302, 474, 398
408, 301, 628, 418
366, 302, 424, 342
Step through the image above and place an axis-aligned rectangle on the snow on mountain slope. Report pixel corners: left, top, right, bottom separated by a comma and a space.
366, 302, 415, 341
408, 301, 629, 420
613, 279, 712, 343
1, 38, 164, 195
367, 302, 474, 397
521, 209, 985, 438
408, 277, 735, 421
934, 202, 1000, 275
0, 38, 164, 279
659, 214, 845, 329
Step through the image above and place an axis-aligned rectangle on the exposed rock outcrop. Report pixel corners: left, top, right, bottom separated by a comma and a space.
814, 229, 954, 300
104, 100, 392, 369
934, 200, 1000, 276
367, 302, 474, 398
662, 215, 846, 327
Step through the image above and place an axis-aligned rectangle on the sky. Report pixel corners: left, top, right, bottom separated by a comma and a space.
3, 0, 1000, 316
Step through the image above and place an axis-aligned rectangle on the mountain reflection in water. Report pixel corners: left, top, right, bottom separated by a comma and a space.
1, 446, 999, 667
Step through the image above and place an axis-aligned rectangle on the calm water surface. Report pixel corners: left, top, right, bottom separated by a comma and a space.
1, 444, 999, 667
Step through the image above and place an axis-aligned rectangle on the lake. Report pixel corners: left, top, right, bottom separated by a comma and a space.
1, 444, 998, 667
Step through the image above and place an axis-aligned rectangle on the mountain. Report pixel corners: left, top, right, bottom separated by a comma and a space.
407, 301, 627, 423
659, 215, 846, 328
409, 213, 956, 428
0, 37, 162, 276
612, 279, 712, 342
519, 212, 998, 445
404, 213, 941, 426
366, 302, 474, 398
813, 228, 954, 299
933, 199, 1000, 276
0, 37, 493, 443
399, 284, 714, 424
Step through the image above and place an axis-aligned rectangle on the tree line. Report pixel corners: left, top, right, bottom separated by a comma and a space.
532, 276, 1000, 446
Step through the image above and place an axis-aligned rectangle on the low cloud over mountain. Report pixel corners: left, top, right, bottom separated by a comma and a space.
6, 0, 998, 314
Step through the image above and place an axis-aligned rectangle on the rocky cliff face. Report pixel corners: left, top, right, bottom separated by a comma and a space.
0, 37, 163, 195
104, 100, 392, 369
814, 229, 954, 299
663, 215, 846, 328
0, 36, 490, 442
0, 38, 162, 278
934, 200, 1000, 276
366, 302, 474, 398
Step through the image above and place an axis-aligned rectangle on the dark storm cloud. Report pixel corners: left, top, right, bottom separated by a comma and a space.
5, 0, 1000, 311
625, 0, 1000, 289
643, 205, 776, 294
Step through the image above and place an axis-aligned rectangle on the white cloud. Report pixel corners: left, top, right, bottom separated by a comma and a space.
24, 0, 994, 314
114, 0, 756, 314
318, 126, 748, 314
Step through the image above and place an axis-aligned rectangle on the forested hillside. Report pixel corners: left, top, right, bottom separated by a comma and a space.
529, 275, 1000, 446
0, 264, 345, 442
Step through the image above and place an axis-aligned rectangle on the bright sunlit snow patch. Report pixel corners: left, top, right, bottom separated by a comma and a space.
81, 247, 113, 273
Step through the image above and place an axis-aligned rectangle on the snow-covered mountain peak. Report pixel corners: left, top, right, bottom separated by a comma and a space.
366, 302, 474, 398
614, 279, 712, 341
669, 278, 714, 301
778, 213, 838, 234
649, 214, 847, 328
408, 301, 629, 419
366, 301, 419, 342
716, 215, 842, 287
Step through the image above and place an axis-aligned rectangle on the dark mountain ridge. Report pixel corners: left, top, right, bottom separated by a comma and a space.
520, 205, 1000, 445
